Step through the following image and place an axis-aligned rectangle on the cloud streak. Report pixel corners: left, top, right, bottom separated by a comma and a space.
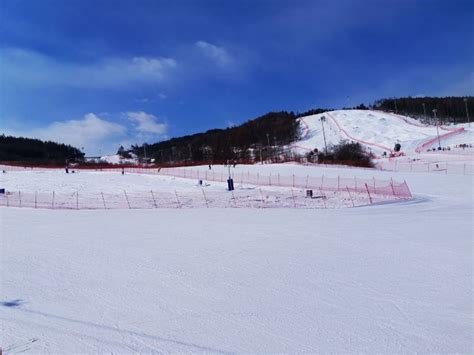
0, 48, 177, 89
195, 41, 233, 67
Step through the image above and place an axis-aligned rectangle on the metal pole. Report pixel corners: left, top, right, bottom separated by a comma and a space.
464, 98, 470, 127
433, 109, 441, 149
321, 116, 328, 154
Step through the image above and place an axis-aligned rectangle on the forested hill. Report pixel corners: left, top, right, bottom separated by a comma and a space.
0, 135, 84, 164
374, 96, 473, 123
131, 109, 329, 164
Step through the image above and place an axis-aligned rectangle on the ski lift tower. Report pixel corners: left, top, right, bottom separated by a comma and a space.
320, 116, 328, 155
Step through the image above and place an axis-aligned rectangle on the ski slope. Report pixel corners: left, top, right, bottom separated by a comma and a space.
292, 110, 471, 156
0, 163, 472, 353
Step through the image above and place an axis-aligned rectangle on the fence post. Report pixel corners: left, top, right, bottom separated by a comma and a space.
338, 175, 340, 191
278, 174, 280, 186
321, 175, 324, 189
464, 163, 466, 175
346, 186, 355, 207
35, 191, 37, 209
354, 177, 357, 192
292, 174, 295, 187
19, 191, 22, 208
291, 189, 296, 208
124, 190, 131, 209
364, 183, 373, 204
52, 191, 55, 209
390, 178, 396, 196
101, 192, 107, 209
6, 193, 9, 207
174, 190, 181, 209
231, 190, 236, 207
259, 189, 265, 208
305, 175, 309, 188
201, 188, 209, 208
150, 190, 157, 208
76, 191, 79, 210
319, 188, 327, 209
404, 180, 412, 199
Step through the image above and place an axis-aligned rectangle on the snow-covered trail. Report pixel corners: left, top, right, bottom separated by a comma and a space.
293, 110, 472, 156
0, 166, 472, 353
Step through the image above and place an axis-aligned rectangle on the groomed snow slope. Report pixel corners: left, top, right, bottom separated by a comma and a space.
1, 164, 472, 353
293, 110, 472, 156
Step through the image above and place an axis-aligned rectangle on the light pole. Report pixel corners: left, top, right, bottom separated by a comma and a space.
320, 116, 328, 155
464, 98, 470, 127
273, 136, 277, 160
433, 109, 441, 150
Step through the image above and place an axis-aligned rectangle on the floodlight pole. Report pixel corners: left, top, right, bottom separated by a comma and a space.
433, 109, 441, 149
464, 98, 470, 127
321, 116, 328, 154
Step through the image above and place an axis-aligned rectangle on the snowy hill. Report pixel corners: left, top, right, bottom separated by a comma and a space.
292, 110, 472, 157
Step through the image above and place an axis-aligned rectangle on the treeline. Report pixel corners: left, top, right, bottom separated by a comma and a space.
374, 96, 472, 124
0, 135, 84, 164
132, 109, 331, 164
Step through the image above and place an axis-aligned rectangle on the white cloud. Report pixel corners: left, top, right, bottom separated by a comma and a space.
2, 113, 126, 154
0, 48, 178, 89
126, 111, 168, 135
1, 111, 169, 155
195, 41, 233, 67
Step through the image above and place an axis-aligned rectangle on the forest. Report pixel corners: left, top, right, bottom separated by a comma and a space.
0, 135, 84, 164
373, 96, 472, 124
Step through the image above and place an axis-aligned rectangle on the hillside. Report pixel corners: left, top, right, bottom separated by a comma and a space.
0, 135, 84, 164
291, 109, 472, 157
129, 97, 472, 165
131, 110, 319, 164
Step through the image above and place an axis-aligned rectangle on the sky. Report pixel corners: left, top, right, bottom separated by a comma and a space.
1, 0, 473, 155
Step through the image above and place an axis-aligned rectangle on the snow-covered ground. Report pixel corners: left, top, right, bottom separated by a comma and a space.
1, 163, 472, 353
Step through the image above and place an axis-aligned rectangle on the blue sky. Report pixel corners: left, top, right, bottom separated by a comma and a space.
1, 0, 472, 154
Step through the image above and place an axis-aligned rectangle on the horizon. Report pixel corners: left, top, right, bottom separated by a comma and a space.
1, 0, 473, 155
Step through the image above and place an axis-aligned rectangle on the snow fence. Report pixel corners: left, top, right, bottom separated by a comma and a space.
0, 166, 412, 210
